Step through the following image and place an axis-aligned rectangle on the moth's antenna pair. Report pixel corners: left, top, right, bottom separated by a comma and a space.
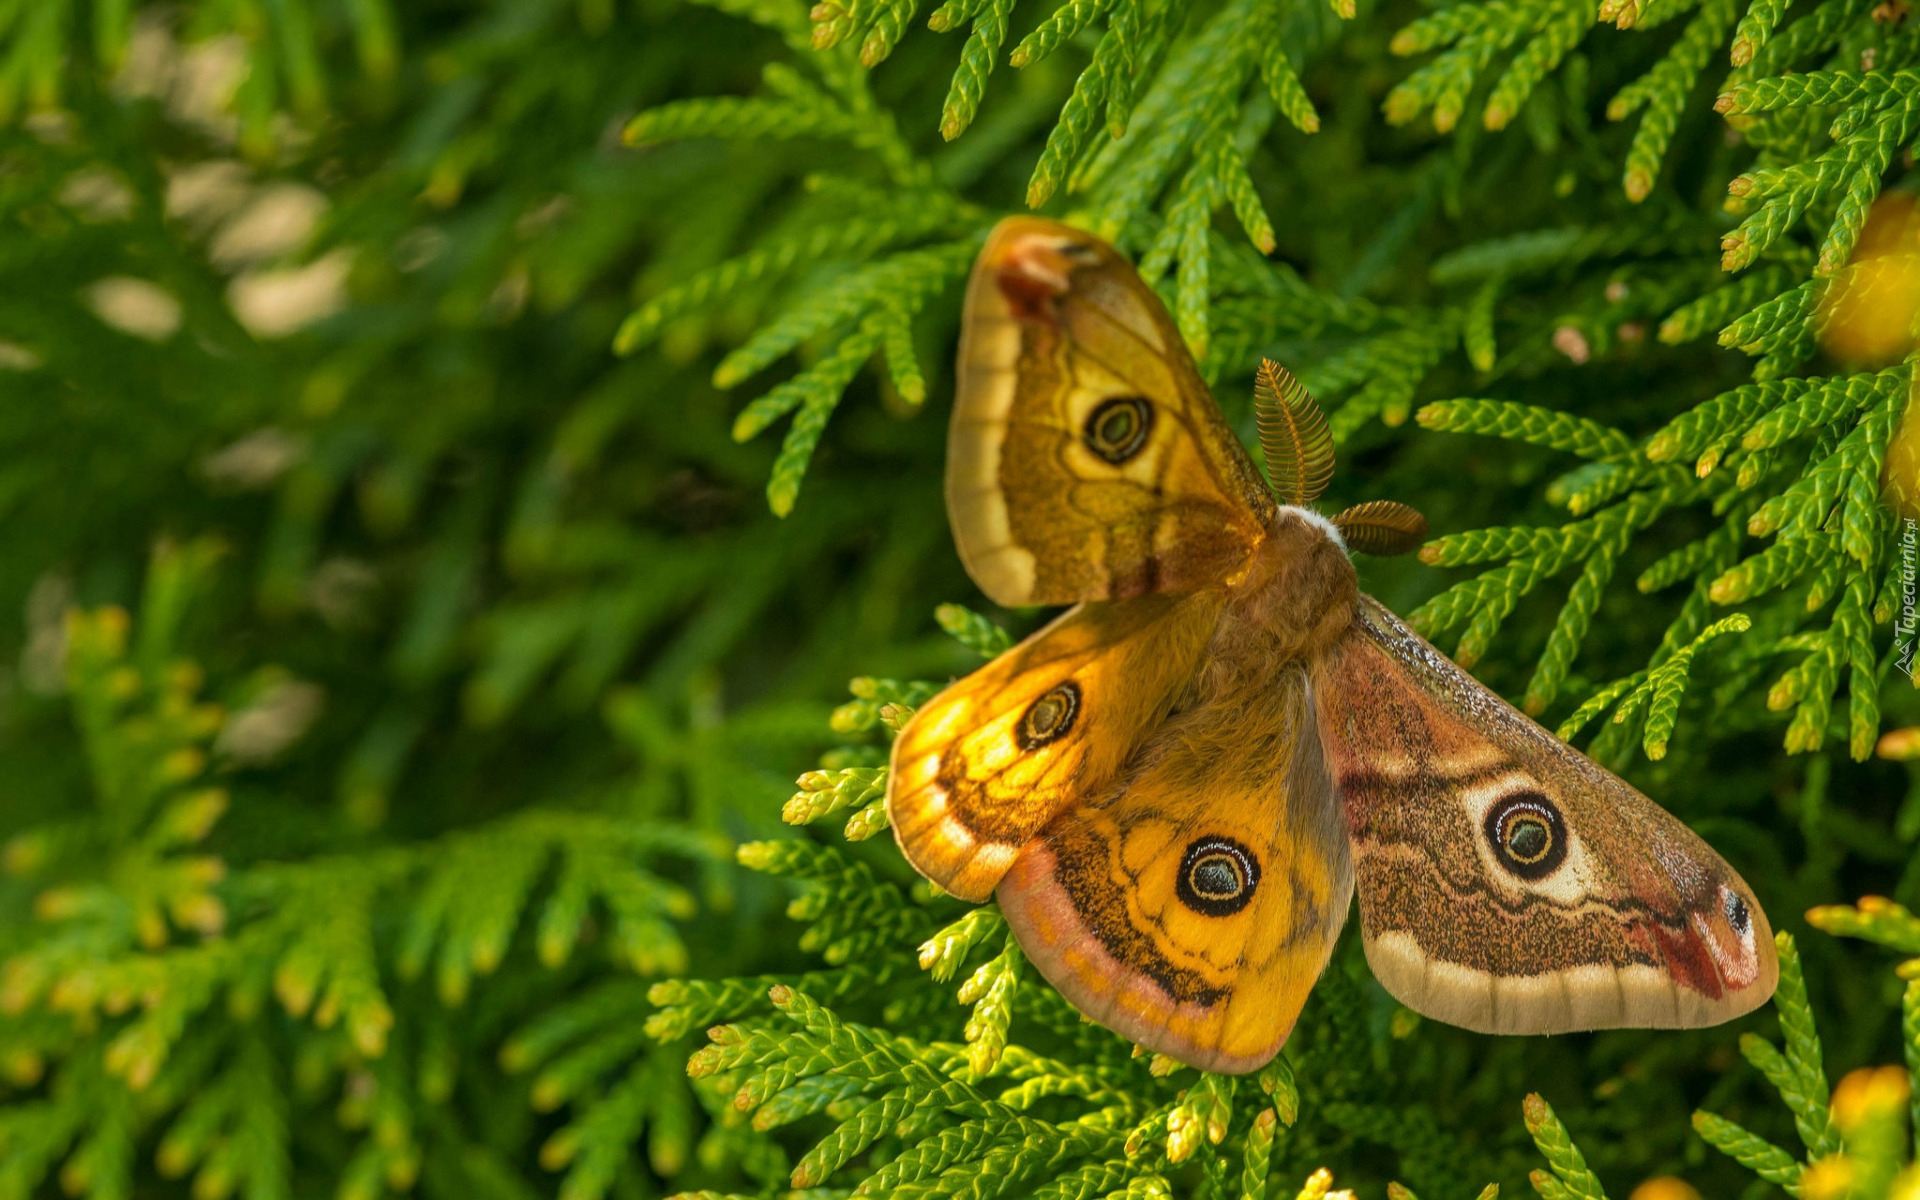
1252, 358, 1429, 557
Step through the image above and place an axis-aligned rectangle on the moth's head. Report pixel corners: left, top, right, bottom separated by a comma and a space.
1246, 506, 1361, 647
1250, 359, 1431, 558
1264, 505, 1359, 604
1275, 505, 1349, 552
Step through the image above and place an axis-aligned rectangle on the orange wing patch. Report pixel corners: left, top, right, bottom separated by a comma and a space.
997, 664, 1351, 1073
888, 590, 1224, 901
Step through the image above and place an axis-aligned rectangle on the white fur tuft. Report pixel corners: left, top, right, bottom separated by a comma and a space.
1280, 505, 1347, 552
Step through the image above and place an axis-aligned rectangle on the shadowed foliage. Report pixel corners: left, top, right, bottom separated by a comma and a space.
0, 0, 1914, 1197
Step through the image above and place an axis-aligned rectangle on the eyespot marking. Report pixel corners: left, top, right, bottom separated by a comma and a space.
1484, 791, 1567, 881
1084, 396, 1153, 465
1176, 836, 1259, 917
1018, 682, 1081, 750
1723, 886, 1751, 938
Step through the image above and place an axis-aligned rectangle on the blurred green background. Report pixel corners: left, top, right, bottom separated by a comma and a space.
0, 0, 1915, 1198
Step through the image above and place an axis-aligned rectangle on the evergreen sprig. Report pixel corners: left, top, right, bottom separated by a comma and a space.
1690, 926, 1920, 1197
0, 544, 730, 1200
5, 0, 1918, 1196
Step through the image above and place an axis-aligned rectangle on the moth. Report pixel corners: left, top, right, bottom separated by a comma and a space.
885, 217, 1779, 1074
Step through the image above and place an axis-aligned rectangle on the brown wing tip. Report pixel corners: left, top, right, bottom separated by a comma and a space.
1334, 500, 1428, 556
980, 218, 1106, 320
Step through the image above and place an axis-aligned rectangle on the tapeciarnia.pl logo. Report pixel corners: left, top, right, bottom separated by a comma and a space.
1897, 516, 1918, 680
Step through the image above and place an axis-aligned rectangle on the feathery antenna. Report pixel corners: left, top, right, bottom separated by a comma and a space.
1254, 359, 1334, 506
1333, 500, 1429, 556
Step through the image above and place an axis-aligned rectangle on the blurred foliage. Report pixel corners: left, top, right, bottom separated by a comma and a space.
0, 0, 1916, 1197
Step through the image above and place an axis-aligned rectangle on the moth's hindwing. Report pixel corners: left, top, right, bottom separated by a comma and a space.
999, 661, 1352, 1073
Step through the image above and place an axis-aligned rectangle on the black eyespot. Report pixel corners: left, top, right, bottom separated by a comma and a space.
1018, 682, 1081, 750
1176, 836, 1259, 917
1507, 819, 1549, 862
1723, 887, 1752, 937
1483, 791, 1567, 881
1084, 396, 1153, 465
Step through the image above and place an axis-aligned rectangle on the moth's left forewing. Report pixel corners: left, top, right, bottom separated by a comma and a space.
947, 218, 1273, 607
1314, 596, 1777, 1035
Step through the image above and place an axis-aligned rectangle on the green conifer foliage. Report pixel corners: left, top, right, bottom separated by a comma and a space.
0, 0, 1915, 1196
